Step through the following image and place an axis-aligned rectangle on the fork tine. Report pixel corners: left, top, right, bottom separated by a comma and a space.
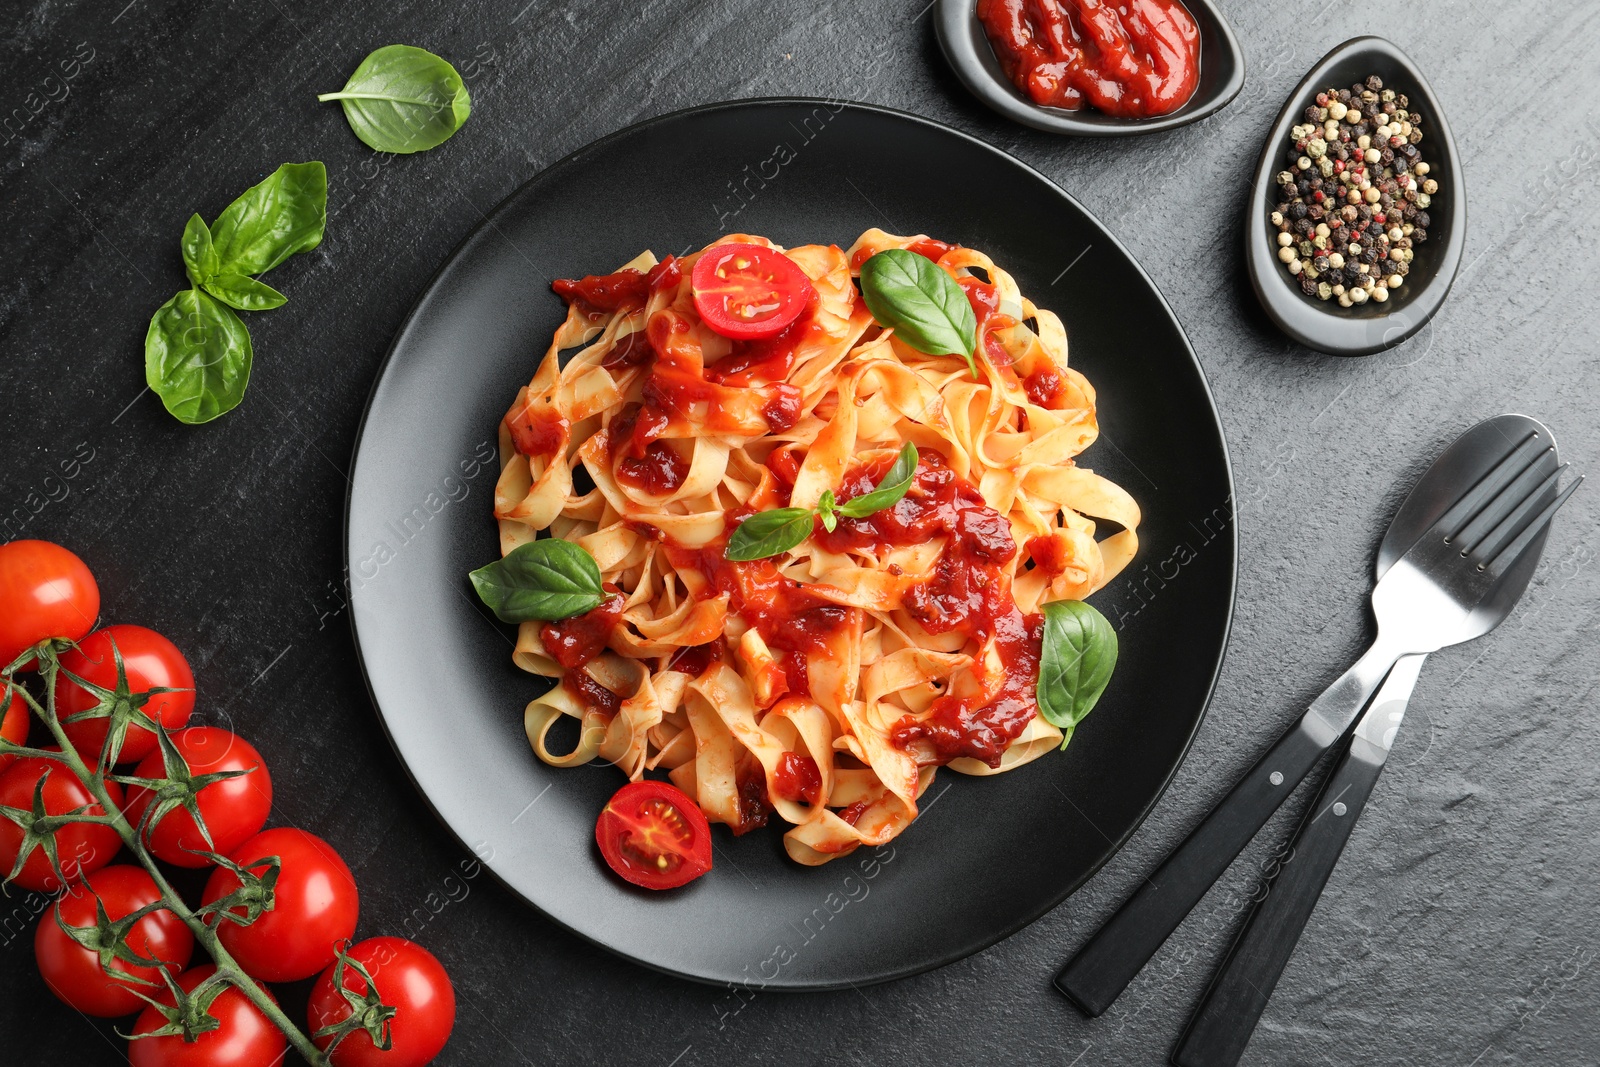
1431, 431, 1549, 543
1486, 474, 1584, 576
1458, 460, 1562, 558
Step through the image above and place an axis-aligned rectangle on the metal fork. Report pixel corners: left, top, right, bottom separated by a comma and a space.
1056, 427, 1582, 1018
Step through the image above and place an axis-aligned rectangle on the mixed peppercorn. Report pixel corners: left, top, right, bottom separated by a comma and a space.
1272, 75, 1438, 307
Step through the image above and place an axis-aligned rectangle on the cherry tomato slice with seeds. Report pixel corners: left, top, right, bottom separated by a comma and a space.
595, 780, 712, 889
690, 243, 815, 340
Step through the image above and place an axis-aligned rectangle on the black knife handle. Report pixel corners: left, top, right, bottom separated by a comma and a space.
1054, 718, 1330, 1016
1171, 734, 1387, 1067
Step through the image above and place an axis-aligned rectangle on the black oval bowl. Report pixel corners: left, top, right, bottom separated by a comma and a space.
1246, 36, 1466, 356
935, 0, 1244, 136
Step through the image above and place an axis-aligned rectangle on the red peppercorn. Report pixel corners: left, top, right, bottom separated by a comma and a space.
1313, 190, 1325, 202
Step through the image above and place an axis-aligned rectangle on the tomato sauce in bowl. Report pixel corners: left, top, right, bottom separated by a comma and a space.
976, 0, 1200, 118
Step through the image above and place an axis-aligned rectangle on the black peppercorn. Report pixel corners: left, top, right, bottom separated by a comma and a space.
1294, 219, 1314, 236
1308, 204, 1325, 221
1297, 179, 1314, 196
1394, 156, 1409, 174
1415, 210, 1430, 228
1362, 245, 1380, 264
1338, 88, 1353, 102
1382, 100, 1397, 115
1412, 229, 1427, 244
1299, 273, 1318, 296
1380, 147, 1395, 165
1304, 106, 1321, 122
1289, 201, 1309, 220
1366, 75, 1383, 91
1397, 93, 1408, 107
1287, 147, 1302, 164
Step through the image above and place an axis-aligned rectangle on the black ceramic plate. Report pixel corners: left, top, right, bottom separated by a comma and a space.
346, 99, 1235, 989
1246, 37, 1466, 356
935, 0, 1244, 136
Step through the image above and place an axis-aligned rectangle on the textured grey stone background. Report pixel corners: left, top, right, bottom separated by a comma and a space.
2, 1, 1597, 1064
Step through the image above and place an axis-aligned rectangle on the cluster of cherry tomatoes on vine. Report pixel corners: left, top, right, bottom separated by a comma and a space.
1, 540, 455, 1066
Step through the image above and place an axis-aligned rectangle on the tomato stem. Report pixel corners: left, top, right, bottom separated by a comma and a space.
21, 648, 332, 1066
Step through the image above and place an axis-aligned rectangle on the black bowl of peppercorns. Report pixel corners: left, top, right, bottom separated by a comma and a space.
1245, 37, 1465, 357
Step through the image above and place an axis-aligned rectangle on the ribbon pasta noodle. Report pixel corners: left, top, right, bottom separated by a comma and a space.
492, 230, 1139, 865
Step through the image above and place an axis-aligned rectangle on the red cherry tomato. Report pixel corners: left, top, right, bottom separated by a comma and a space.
690, 243, 815, 339
124, 727, 271, 867
57, 625, 196, 765
307, 937, 456, 1067
35, 863, 194, 1017
595, 780, 713, 889
0, 754, 122, 891
201, 827, 359, 983
128, 965, 286, 1067
0, 685, 28, 775
0, 540, 99, 670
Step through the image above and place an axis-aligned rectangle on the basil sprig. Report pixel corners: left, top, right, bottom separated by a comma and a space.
725, 508, 816, 562
145, 162, 327, 424
726, 443, 919, 561
469, 539, 606, 622
145, 289, 254, 425
1036, 600, 1118, 749
835, 441, 918, 518
319, 45, 472, 154
859, 249, 978, 377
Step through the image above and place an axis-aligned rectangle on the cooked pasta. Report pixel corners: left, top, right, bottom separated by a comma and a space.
491, 230, 1140, 865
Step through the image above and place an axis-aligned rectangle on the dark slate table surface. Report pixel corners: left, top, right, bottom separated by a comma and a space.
3, 1, 1597, 1064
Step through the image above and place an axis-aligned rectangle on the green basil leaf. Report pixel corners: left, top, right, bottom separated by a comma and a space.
318, 45, 471, 154
837, 442, 919, 518
1036, 599, 1118, 749
817, 490, 838, 533
145, 289, 253, 425
724, 507, 815, 562
469, 539, 605, 623
859, 249, 977, 374
202, 273, 287, 312
180, 213, 218, 287
209, 162, 328, 276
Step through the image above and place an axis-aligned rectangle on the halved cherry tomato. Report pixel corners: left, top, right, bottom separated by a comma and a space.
690, 243, 815, 340
595, 780, 712, 889
0, 753, 122, 891
201, 827, 359, 983
0, 685, 28, 775
35, 863, 194, 1017
57, 625, 196, 765
0, 540, 100, 670
307, 937, 455, 1067
128, 965, 286, 1067
123, 727, 272, 867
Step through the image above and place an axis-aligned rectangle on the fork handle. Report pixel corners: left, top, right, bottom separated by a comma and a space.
1053, 638, 1400, 1017
1172, 734, 1386, 1067
1053, 718, 1328, 1016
